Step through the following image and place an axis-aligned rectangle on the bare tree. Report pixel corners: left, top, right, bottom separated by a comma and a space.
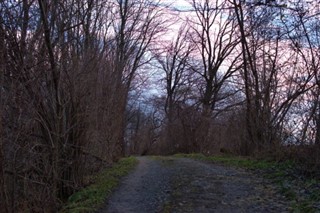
0, 0, 169, 210
231, 0, 315, 154
279, 0, 320, 146
0, 10, 8, 212
187, 0, 240, 152
154, 26, 194, 153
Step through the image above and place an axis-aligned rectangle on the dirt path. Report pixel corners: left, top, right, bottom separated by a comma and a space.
98, 156, 291, 213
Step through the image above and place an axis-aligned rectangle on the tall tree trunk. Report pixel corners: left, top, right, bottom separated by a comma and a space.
315, 105, 320, 146
0, 112, 8, 213
0, 18, 8, 213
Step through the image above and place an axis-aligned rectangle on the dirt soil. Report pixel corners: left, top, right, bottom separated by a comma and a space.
98, 156, 292, 213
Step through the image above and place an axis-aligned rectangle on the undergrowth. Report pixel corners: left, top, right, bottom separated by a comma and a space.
174, 153, 320, 213
59, 157, 138, 213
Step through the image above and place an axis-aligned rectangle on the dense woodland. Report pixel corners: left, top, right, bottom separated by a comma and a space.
1, 0, 320, 211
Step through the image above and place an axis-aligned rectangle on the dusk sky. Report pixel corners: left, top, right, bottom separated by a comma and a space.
160, 0, 193, 11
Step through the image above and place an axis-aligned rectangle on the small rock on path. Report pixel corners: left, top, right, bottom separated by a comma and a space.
98, 156, 291, 213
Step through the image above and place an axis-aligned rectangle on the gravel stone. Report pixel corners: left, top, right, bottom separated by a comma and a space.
98, 156, 292, 213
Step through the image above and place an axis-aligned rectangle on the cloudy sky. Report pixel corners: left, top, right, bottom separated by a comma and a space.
159, 0, 193, 11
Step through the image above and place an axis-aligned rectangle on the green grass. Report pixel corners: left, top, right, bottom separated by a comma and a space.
59, 157, 138, 213
162, 202, 173, 213
174, 153, 320, 213
173, 153, 283, 169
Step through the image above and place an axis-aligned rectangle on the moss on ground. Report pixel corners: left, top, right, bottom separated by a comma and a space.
60, 157, 138, 213
174, 153, 320, 213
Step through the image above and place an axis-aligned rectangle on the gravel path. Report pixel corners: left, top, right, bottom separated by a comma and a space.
98, 156, 291, 213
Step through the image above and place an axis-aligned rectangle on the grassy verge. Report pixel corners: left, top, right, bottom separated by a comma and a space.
60, 157, 138, 213
174, 153, 320, 213
174, 153, 279, 169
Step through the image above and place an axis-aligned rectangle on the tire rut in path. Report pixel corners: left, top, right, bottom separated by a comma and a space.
98, 156, 291, 213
